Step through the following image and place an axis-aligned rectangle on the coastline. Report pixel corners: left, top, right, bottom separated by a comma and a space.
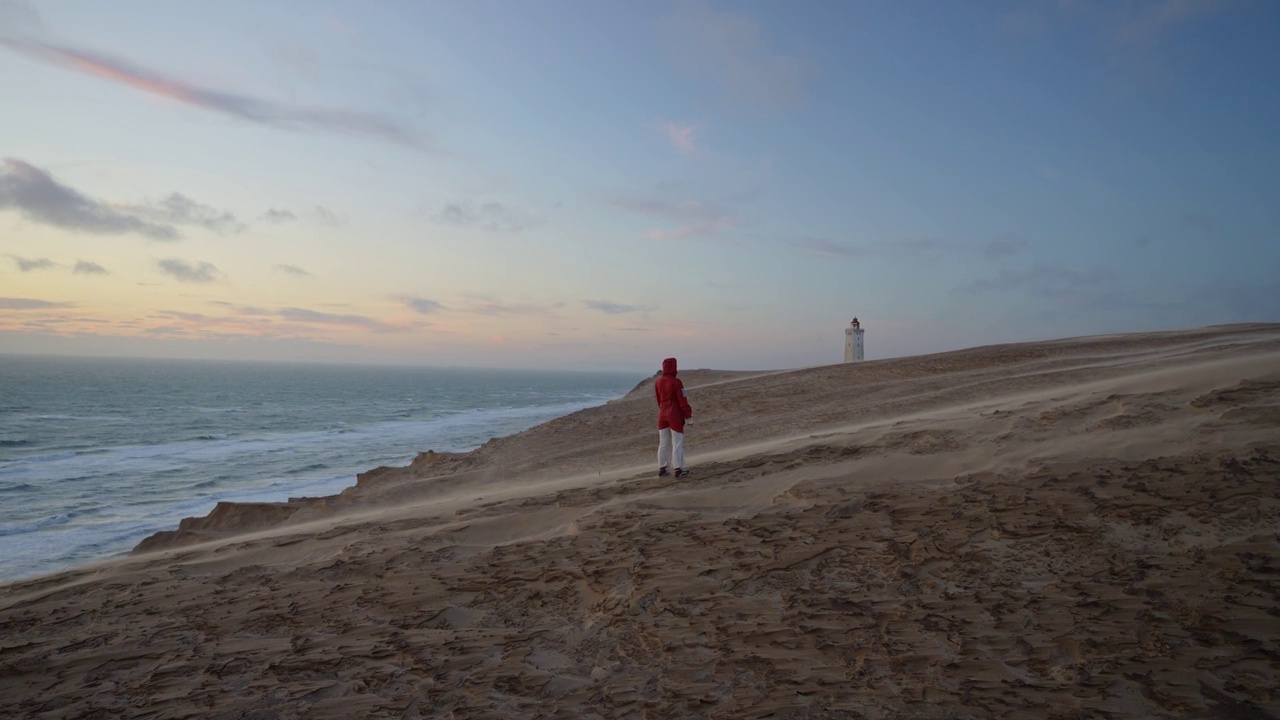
0, 362, 636, 583
3, 324, 1278, 718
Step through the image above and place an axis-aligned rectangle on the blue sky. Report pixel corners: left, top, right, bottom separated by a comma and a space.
2, 0, 1277, 371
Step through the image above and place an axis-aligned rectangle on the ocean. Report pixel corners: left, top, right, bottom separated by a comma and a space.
0, 355, 639, 583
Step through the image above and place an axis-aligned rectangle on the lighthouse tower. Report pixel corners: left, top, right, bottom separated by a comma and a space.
843, 317, 865, 363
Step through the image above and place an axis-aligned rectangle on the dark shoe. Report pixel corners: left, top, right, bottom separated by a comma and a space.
674, 468, 691, 478
658, 467, 669, 477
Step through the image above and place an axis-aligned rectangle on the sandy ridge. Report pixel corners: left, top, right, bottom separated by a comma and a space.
1, 323, 1278, 719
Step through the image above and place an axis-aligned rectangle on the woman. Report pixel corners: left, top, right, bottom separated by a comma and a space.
655, 357, 693, 477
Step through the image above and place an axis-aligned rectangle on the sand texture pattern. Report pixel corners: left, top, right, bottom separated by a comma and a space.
2, 324, 1279, 719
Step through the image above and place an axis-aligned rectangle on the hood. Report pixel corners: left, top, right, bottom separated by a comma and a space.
661, 357, 678, 377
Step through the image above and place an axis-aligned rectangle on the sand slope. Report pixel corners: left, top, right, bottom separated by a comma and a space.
2, 324, 1278, 719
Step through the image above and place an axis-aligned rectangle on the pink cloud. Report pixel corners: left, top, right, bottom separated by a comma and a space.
0, 37, 423, 148
661, 121, 700, 153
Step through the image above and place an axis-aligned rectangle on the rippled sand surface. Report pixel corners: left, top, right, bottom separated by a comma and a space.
3, 324, 1278, 719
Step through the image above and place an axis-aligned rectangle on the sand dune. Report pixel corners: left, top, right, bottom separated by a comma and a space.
2, 324, 1278, 718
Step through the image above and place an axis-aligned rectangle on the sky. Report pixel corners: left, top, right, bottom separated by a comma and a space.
1, 0, 1277, 372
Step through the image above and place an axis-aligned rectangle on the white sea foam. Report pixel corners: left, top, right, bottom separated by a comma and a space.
0, 358, 634, 585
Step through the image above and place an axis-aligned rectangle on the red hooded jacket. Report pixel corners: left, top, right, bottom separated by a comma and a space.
655, 357, 693, 433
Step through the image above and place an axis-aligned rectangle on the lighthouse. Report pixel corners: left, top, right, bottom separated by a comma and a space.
843, 317, 864, 363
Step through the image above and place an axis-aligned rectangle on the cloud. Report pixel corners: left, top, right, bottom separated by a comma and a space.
312, 205, 347, 227
151, 301, 410, 334
786, 236, 944, 259
789, 238, 868, 258
433, 201, 537, 233
273, 263, 310, 277
155, 310, 208, 322
983, 237, 1031, 260
660, 120, 700, 153
259, 208, 297, 224
661, 5, 811, 109
73, 260, 109, 275
8, 254, 56, 271
156, 257, 223, 284
277, 307, 401, 331
219, 303, 272, 316
395, 295, 445, 315
610, 195, 732, 240
0, 158, 179, 239
133, 193, 244, 234
0, 297, 75, 309
0, 36, 426, 148
585, 300, 639, 315
129, 305, 406, 341
957, 262, 1117, 299
462, 299, 554, 317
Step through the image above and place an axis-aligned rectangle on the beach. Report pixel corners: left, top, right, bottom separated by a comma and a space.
2, 324, 1278, 718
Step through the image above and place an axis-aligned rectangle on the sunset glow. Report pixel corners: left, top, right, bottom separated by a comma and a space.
2, 2, 1276, 370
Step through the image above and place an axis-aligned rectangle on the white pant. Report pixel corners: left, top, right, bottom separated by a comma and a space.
658, 428, 684, 469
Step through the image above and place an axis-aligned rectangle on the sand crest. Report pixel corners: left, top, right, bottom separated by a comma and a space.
2, 324, 1278, 718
